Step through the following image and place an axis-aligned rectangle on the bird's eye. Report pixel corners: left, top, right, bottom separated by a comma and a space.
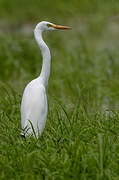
47, 24, 52, 28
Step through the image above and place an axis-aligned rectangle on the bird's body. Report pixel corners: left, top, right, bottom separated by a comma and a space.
21, 21, 71, 138
21, 78, 47, 137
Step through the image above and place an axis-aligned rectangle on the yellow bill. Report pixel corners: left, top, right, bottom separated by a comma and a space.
52, 24, 72, 30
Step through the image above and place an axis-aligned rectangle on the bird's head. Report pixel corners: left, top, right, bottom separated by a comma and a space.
34, 21, 71, 32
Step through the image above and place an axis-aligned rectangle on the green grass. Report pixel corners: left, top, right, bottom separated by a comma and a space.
0, 0, 119, 179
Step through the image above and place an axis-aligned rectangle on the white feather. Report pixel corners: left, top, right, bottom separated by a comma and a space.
21, 78, 47, 137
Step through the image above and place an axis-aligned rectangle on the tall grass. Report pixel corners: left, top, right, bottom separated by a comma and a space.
0, 85, 119, 179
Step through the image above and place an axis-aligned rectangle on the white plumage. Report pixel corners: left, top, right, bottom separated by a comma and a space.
21, 79, 47, 137
21, 21, 71, 138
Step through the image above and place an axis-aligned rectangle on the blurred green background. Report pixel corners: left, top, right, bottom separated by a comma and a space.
1, 0, 119, 179
0, 0, 119, 111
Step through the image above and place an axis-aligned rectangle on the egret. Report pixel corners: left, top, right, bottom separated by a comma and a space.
21, 21, 71, 138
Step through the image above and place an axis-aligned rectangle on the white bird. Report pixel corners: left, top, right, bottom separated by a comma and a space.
21, 21, 71, 138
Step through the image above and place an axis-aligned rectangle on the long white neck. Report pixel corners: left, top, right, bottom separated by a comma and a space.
34, 29, 51, 87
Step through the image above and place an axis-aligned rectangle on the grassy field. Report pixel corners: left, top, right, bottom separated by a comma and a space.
1, 0, 119, 179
